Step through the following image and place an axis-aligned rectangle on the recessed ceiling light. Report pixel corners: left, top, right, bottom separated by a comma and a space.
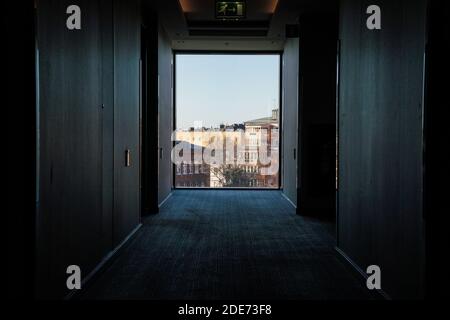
178, 0, 192, 13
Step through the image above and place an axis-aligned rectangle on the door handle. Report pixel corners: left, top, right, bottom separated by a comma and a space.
125, 149, 131, 167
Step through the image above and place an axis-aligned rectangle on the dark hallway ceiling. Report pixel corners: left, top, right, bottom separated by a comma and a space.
146, 0, 339, 50
180, 0, 278, 37
147, 0, 332, 50
179, 0, 279, 19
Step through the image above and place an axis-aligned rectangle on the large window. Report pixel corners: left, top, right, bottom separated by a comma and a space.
174, 53, 280, 189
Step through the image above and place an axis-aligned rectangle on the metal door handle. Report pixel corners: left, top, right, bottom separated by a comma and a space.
125, 149, 131, 167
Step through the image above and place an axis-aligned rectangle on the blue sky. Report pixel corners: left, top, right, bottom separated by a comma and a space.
176, 54, 280, 129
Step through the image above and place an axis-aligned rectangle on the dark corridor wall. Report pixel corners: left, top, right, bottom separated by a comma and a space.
6, 1, 36, 300
338, 0, 427, 299
113, 0, 141, 245
298, 10, 338, 217
36, 0, 141, 298
158, 24, 173, 205
424, 0, 450, 298
282, 37, 299, 207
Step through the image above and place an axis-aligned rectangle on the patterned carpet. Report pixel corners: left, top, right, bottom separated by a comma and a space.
80, 190, 379, 300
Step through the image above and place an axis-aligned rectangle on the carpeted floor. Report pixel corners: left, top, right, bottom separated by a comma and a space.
80, 190, 379, 300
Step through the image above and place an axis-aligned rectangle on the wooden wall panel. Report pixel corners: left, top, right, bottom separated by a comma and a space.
100, 0, 114, 256
338, 0, 427, 299
37, 0, 105, 297
282, 38, 299, 206
141, 9, 160, 215
113, 0, 141, 244
36, 0, 142, 297
158, 25, 173, 204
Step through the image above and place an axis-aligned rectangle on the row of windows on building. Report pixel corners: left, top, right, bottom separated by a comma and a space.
176, 163, 209, 175
176, 181, 207, 187
244, 152, 260, 162
176, 163, 263, 176
244, 166, 259, 173
177, 180, 270, 188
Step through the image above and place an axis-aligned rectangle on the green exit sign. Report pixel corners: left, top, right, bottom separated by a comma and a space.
215, 1, 246, 20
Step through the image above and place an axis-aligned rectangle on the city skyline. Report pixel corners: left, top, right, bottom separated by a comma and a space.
175, 108, 278, 131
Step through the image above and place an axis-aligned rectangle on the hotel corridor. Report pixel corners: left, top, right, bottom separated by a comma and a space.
7, 0, 449, 304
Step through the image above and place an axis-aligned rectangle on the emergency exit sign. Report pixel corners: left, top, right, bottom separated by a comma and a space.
215, 1, 246, 20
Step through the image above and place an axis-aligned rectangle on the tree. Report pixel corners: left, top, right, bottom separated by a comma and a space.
211, 164, 256, 187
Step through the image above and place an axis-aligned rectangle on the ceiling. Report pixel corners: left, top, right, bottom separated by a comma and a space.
148, 0, 336, 50
179, 0, 278, 20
